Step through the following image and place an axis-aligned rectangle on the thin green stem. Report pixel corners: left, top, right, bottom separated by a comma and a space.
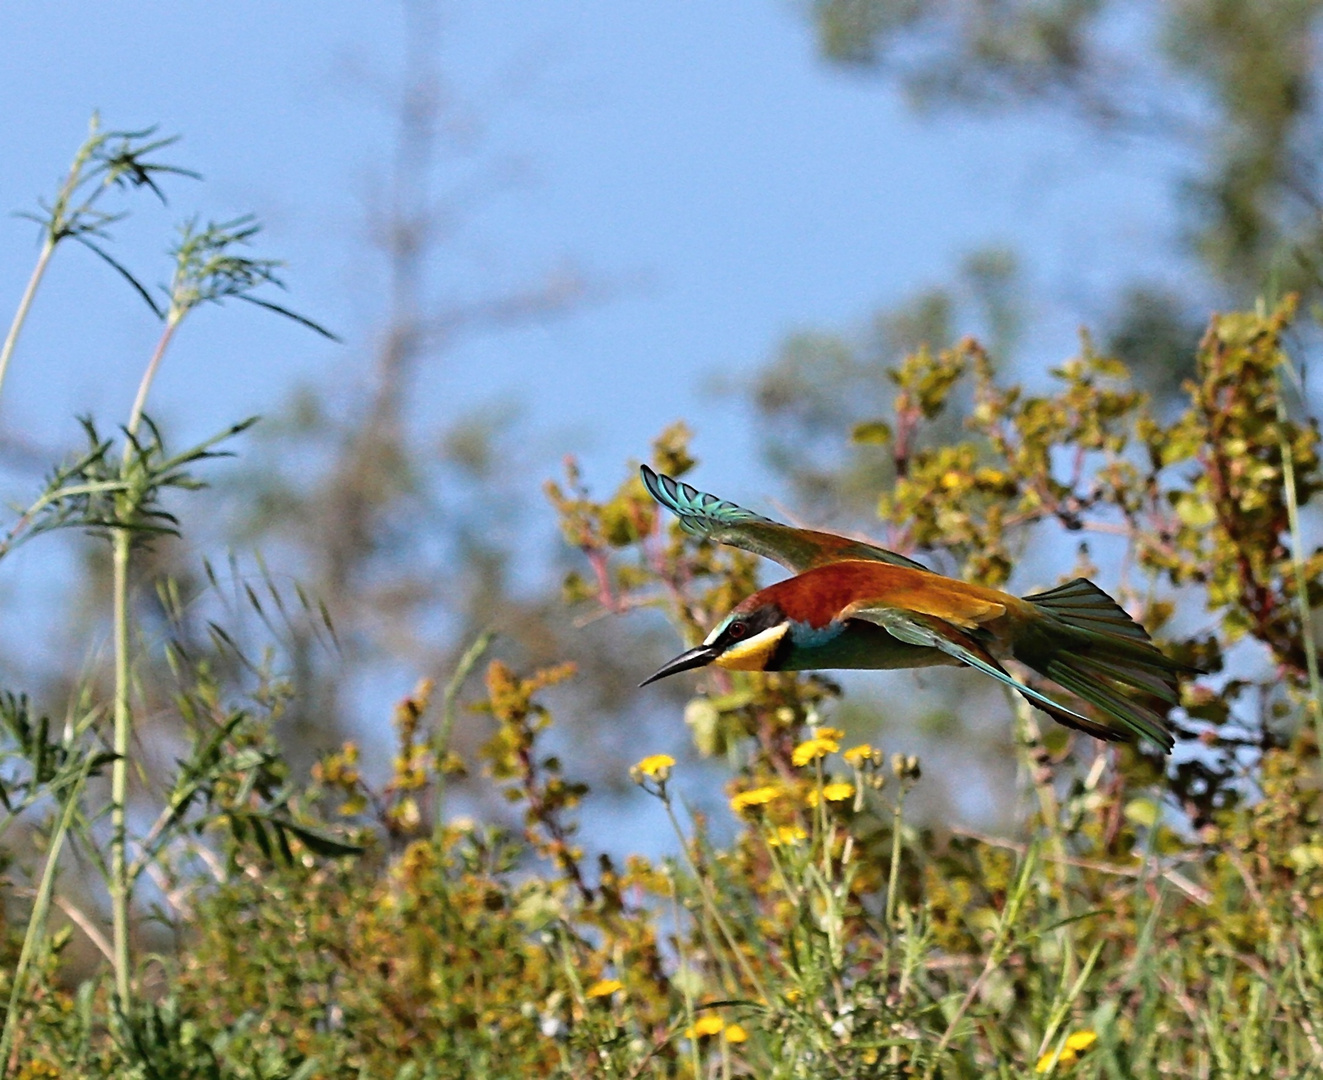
1274, 367, 1323, 754
1035, 938, 1105, 1070
107, 310, 184, 1015
0, 753, 96, 1077
882, 774, 910, 1073
109, 529, 133, 1012
884, 788, 905, 932
1013, 694, 1068, 894
888, 904, 922, 1075
0, 237, 57, 408
432, 629, 495, 824
127, 311, 181, 440
661, 797, 770, 1005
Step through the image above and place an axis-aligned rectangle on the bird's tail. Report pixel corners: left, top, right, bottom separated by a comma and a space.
1014, 578, 1186, 751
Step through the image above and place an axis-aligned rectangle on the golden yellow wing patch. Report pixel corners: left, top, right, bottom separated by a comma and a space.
843, 585, 1005, 631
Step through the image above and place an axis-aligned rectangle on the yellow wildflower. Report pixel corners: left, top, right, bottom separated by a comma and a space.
791, 736, 840, 767
842, 743, 876, 766
725, 1022, 749, 1043
1035, 1030, 1099, 1072
585, 978, 624, 999
767, 824, 808, 847
806, 781, 855, 807
684, 1014, 725, 1039
632, 753, 676, 782
730, 786, 781, 814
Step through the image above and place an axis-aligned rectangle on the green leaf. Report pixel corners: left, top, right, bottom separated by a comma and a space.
851, 420, 893, 445
1173, 492, 1217, 527
273, 817, 363, 858
1123, 798, 1160, 827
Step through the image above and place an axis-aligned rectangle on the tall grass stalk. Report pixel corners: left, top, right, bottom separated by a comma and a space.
103, 208, 330, 1011
109, 313, 180, 1011
0, 237, 57, 403
108, 531, 134, 1010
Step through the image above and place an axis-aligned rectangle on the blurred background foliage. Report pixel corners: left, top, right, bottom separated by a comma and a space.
3, 0, 1323, 1075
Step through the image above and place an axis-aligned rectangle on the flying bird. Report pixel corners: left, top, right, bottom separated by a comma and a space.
639, 466, 1186, 751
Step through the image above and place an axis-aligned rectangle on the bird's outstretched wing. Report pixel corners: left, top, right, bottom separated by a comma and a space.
641, 465, 929, 573
845, 602, 1138, 744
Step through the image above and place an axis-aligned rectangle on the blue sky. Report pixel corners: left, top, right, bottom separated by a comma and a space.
0, 1, 1184, 490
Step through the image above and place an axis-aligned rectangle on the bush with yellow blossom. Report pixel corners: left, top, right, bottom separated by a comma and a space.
8, 306, 1323, 1078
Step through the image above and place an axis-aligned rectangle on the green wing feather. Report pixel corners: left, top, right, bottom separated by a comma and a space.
1022, 578, 1156, 642
853, 578, 1181, 750
641, 466, 929, 573
1014, 577, 1186, 751
846, 604, 1128, 742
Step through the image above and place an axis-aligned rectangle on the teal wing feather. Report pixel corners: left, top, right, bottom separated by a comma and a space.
847, 603, 1134, 744
641, 466, 928, 573
1022, 578, 1157, 644
1016, 577, 1184, 751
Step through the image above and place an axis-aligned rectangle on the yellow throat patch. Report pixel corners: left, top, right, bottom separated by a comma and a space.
712, 622, 788, 671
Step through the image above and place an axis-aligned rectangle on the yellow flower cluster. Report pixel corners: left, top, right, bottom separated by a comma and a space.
315, 740, 361, 786
842, 742, 879, 767
790, 727, 844, 767
631, 753, 676, 783
766, 824, 807, 847
730, 778, 858, 815
314, 741, 367, 817
683, 1014, 748, 1042
806, 782, 855, 807
1035, 1030, 1098, 1072
730, 785, 781, 814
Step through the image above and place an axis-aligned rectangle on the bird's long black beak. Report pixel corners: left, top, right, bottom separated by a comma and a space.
639, 643, 720, 687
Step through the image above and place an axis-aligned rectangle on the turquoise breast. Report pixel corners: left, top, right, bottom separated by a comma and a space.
775, 618, 956, 672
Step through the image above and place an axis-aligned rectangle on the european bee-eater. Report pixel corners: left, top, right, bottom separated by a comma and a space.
639, 466, 1185, 752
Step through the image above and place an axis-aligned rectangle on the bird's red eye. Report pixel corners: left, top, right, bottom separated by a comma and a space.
728, 621, 747, 640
